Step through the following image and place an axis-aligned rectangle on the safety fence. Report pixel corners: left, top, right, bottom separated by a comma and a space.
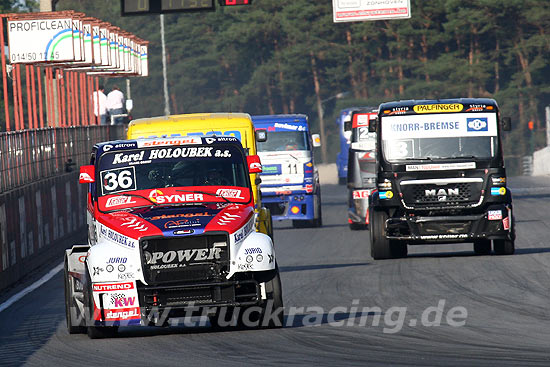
0, 125, 124, 292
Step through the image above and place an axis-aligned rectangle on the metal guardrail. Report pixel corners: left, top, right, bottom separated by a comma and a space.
0, 125, 124, 193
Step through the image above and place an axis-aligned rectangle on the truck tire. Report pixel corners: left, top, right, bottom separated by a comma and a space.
338, 177, 346, 185
260, 268, 284, 328
83, 265, 118, 339
493, 239, 515, 255
370, 209, 392, 260
473, 240, 492, 255
312, 195, 323, 227
64, 255, 86, 334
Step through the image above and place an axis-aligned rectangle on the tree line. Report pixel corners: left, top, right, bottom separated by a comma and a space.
3, 0, 550, 172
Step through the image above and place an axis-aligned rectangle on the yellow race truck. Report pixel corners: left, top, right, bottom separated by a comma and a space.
127, 113, 273, 239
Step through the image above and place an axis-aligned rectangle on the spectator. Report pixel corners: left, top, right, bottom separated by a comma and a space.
92, 85, 107, 125
106, 85, 125, 125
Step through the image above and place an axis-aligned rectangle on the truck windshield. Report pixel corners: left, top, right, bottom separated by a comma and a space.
96, 144, 250, 210
381, 113, 498, 162
257, 131, 309, 152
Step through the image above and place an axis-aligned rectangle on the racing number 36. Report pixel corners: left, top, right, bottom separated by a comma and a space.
101, 167, 136, 194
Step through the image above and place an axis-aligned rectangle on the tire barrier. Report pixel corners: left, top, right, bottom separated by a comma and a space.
0, 125, 124, 292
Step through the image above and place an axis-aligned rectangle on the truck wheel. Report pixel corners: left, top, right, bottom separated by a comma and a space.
338, 177, 346, 185
64, 255, 86, 334
312, 196, 323, 227
473, 240, 492, 255
370, 209, 393, 260
83, 265, 118, 339
260, 268, 284, 328
493, 239, 515, 255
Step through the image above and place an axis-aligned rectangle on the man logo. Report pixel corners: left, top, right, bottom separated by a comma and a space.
425, 188, 459, 201
467, 117, 488, 132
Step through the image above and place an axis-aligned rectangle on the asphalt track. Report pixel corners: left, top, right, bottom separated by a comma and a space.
1, 176, 550, 366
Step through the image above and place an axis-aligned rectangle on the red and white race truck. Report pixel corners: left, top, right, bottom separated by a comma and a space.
64, 136, 283, 338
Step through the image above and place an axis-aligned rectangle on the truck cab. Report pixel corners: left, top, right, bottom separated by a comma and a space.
345, 109, 378, 230
64, 136, 283, 338
126, 113, 273, 239
252, 114, 322, 228
368, 99, 515, 259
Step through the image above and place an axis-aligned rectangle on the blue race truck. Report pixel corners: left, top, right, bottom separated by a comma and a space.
252, 114, 322, 228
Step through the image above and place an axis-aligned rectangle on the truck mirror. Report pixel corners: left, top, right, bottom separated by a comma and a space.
501, 117, 511, 131
368, 117, 377, 132
125, 99, 133, 112
255, 129, 267, 142
344, 120, 352, 132
311, 134, 321, 147
79, 165, 95, 183
247, 155, 262, 173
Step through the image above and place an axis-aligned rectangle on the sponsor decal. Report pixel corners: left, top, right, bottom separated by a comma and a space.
491, 177, 506, 185
105, 196, 136, 208
237, 263, 254, 271
138, 137, 202, 147
273, 122, 306, 131
413, 104, 463, 113
148, 189, 204, 204
244, 247, 262, 255
490, 187, 506, 196
109, 294, 136, 308
353, 190, 371, 199
106, 264, 114, 272
105, 307, 140, 321
118, 272, 134, 280
268, 254, 274, 263
111, 151, 145, 164
78, 255, 87, 263
488, 210, 502, 221
173, 229, 194, 235
379, 191, 393, 199
262, 164, 281, 175
165, 218, 201, 228
79, 172, 94, 183
144, 245, 225, 269
148, 146, 213, 159
107, 257, 127, 264
406, 162, 476, 172
93, 267, 103, 276
150, 212, 211, 220
216, 188, 244, 199
503, 216, 510, 230
233, 218, 255, 244
275, 190, 292, 195
467, 117, 488, 132
99, 225, 135, 248
390, 121, 460, 133
93, 282, 134, 292
420, 234, 468, 240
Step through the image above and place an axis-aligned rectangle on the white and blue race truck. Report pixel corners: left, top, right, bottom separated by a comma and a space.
64, 136, 283, 338
252, 114, 322, 228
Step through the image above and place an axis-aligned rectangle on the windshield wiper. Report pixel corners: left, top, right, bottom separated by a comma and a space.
175, 189, 232, 203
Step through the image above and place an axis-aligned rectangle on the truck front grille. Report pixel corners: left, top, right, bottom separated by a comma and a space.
402, 182, 481, 207
140, 234, 229, 285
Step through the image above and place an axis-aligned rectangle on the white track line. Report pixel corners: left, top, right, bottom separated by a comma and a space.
0, 262, 63, 314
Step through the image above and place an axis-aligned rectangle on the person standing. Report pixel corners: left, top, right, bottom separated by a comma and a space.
92, 85, 108, 125
106, 85, 125, 125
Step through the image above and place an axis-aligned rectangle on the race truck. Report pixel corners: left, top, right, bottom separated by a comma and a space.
64, 136, 283, 338
368, 98, 515, 259
345, 109, 378, 230
336, 107, 373, 185
252, 114, 322, 228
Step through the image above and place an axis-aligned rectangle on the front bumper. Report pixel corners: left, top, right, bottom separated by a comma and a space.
385, 205, 514, 243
